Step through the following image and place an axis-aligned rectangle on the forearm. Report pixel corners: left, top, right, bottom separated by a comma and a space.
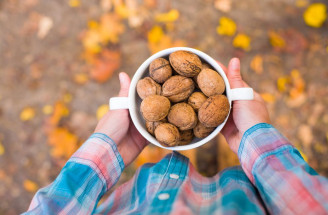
238, 123, 328, 214
24, 133, 125, 215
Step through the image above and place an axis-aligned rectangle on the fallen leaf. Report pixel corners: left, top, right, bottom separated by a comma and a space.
101, 0, 112, 11
285, 93, 306, 108
295, 0, 308, 8
250, 55, 263, 74
48, 127, 79, 159
155, 9, 179, 23
269, 31, 286, 49
48, 102, 69, 127
0, 141, 4, 156
90, 49, 121, 83
74, 73, 89, 84
134, 145, 170, 167
20, 107, 36, 121
42, 105, 53, 115
37, 16, 53, 39
68, 0, 80, 8
233, 33, 251, 51
115, 3, 131, 19
303, 3, 327, 28
216, 17, 236, 36
63, 93, 72, 103
260, 93, 276, 103
147, 25, 164, 43
277, 76, 290, 92
298, 124, 313, 146
23, 180, 39, 193
214, 0, 231, 12
97, 104, 109, 120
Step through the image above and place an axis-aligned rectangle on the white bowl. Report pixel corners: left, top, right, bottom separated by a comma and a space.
110, 47, 253, 150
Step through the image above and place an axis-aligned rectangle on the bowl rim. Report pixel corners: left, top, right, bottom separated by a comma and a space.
128, 47, 233, 151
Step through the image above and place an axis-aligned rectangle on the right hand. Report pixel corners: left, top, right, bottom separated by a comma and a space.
220, 58, 270, 154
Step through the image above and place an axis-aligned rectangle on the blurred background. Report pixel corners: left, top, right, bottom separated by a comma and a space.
0, 0, 327, 213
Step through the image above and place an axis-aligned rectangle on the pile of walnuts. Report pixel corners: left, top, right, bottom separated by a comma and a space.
137, 50, 230, 147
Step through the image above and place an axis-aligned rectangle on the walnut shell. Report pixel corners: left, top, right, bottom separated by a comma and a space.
149, 58, 172, 83
169, 51, 202, 77
198, 95, 230, 127
146, 118, 167, 135
155, 123, 180, 147
197, 68, 225, 97
178, 129, 194, 145
192, 63, 211, 88
136, 77, 161, 99
188, 92, 208, 111
140, 95, 171, 122
168, 103, 197, 130
193, 121, 215, 138
162, 75, 195, 102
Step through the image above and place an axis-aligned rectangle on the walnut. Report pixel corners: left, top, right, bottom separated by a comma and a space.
198, 95, 230, 127
155, 123, 180, 147
169, 51, 202, 77
162, 75, 195, 102
136, 77, 161, 99
168, 103, 197, 130
197, 68, 225, 97
140, 95, 171, 122
193, 63, 212, 88
188, 92, 208, 111
145, 118, 167, 135
193, 121, 215, 138
149, 58, 172, 83
178, 129, 194, 145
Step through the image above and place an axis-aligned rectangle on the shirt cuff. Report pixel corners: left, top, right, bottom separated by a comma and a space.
70, 133, 125, 191
238, 123, 292, 183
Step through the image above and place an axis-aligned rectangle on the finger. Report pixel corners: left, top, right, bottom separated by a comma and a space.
118, 72, 131, 97
216, 61, 228, 75
228, 58, 245, 89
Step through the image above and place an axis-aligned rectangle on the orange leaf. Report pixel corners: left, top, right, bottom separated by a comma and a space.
48, 102, 69, 127
90, 49, 121, 83
23, 180, 39, 192
48, 127, 79, 159
250, 55, 263, 74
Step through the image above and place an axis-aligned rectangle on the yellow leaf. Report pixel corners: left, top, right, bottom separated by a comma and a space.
269, 31, 286, 48
295, 0, 308, 8
20, 107, 35, 121
0, 141, 4, 156
115, 4, 131, 19
233, 33, 251, 51
97, 104, 109, 120
23, 180, 39, 192
277, 76, 290, 92
147, 25, 164, 44
74, 73, 89, 84
216, 17, 236, 36
69, 0, 80, 7
303, 3, 327, 28
250, 55, 263, 74
99, 14, 125, 44
42, 105, 53, 115
155, 9, 180, 23
82, 29, 102, 54
298, 150, 308, 162
63, 93, 72, 103
48, 128, 79, 159
260, 93, 276, 103
87, 20, 99, 29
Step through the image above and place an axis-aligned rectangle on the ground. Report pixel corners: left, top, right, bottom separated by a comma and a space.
0, 0, 327, 214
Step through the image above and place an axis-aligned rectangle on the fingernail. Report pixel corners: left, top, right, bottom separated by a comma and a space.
230, 58, 240, 70
119, 72, 123, 82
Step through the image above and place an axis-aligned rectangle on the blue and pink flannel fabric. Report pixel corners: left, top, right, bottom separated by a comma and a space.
23, 123, 328, 214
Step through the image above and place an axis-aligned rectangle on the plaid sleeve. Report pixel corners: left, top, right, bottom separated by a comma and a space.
23, 133, 125, 215
238, 123, 328, 214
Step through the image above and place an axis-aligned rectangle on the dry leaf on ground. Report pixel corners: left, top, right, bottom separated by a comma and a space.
303, 3, 327, 28
250, 55, 263, 74
216, 17, 236, 36
23, 180, 39, 193
20, 107, 36, 121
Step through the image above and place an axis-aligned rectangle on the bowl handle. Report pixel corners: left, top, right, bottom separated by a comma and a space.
230, 88, 254, 101
109, 97, 129, 110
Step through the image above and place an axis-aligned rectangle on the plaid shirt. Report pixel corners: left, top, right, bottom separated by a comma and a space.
23, 123, 328, 214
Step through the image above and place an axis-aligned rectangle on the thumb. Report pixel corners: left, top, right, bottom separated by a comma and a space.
228, 58, 245, 88
118, 72, 131, 97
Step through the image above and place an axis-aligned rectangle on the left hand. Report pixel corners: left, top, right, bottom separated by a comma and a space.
95, 72, 148, 166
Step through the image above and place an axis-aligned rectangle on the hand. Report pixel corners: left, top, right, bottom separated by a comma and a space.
94, 72, 148, 166
220, 58, 270, 154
